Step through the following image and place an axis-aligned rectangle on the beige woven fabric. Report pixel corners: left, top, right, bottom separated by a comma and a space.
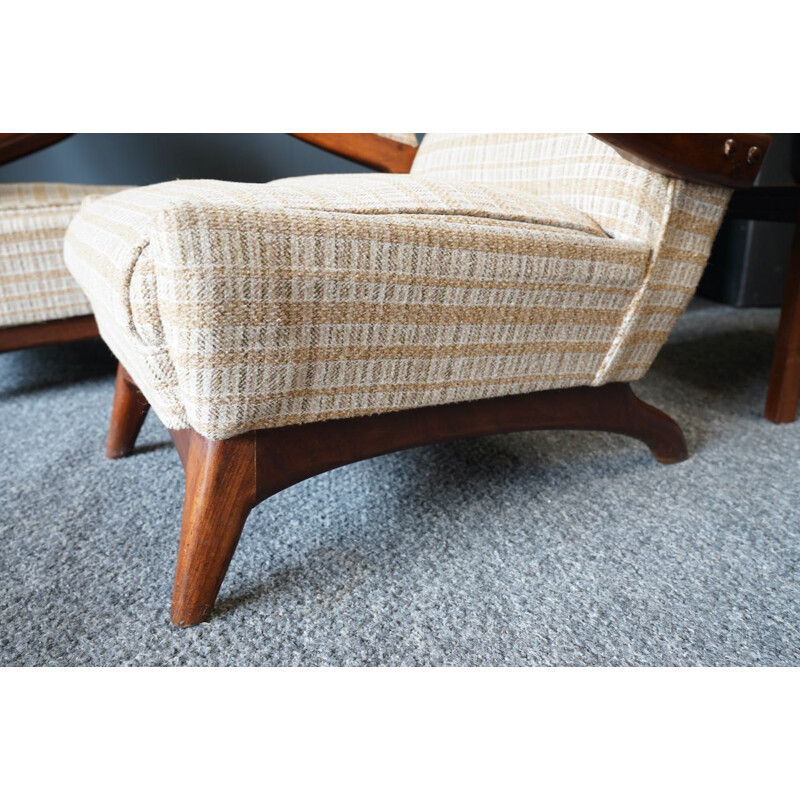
0, 183, 126, 327
375, 133, 418, 147
597, 179, 730, 381
413, 134, 731, 380
64, 135, 730, 440
65, 174, 651, 438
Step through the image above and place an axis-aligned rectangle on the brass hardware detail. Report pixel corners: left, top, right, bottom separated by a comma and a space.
723, 138, 738, 158
747, 146, 762, 166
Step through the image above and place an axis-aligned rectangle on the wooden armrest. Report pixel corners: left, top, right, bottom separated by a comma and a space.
591, 133, 771, 187
291, 133, 417, 174
0, 133, 73, 168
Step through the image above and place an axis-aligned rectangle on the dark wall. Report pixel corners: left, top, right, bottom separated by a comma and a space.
0, 134, 372, 186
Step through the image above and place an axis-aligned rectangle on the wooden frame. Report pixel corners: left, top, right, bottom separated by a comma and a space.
105, 366, 689, 626
0, 315, 98, 353
592, 133, 771, 187
290, 133, 417, 174
0, 133, 73, 167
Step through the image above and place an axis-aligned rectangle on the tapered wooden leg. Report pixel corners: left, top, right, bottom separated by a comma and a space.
106, 363, 151, 458
765, 211, 800, 423
169, 430, 257, 627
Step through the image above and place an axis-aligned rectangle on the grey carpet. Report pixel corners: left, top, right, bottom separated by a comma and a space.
1, 299, 798, 666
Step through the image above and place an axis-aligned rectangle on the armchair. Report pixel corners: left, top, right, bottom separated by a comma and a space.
63, 132, 769, 626
0, 134, 124, 352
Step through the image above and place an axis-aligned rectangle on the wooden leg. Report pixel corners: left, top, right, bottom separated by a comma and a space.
169, 430, 257, 627
106, 363, 151, 459
765, 211, 800, 423
163, 382, 686, 626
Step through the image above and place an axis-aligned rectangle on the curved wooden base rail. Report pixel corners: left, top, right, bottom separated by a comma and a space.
0, 314, 99, 353
105, 371, 690, 626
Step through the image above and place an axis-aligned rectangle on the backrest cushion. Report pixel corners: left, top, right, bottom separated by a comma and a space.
412, 133, 673, 246
412, 133, 732, 383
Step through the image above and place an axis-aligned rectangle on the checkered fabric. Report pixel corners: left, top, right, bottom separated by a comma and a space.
64, 135, 730, 439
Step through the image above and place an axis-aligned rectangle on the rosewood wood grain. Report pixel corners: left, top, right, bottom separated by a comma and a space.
106, 363, 151, 458
764, 206, 800, 423
592, 133, 771, 187
164, 382, 687, 626
0, 133, 73, 167
290, 133, 416, 174
0, 314, 99, 353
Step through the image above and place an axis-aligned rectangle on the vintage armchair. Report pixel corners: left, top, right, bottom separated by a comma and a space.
62, 132, 769, 626
0, 134, 126, 352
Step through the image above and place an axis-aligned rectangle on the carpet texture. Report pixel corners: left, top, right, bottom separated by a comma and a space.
1, 300, 798, 666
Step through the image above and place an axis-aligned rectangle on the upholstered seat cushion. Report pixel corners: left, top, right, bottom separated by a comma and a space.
0, 183, 127, 327
64, 173, 652, 439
